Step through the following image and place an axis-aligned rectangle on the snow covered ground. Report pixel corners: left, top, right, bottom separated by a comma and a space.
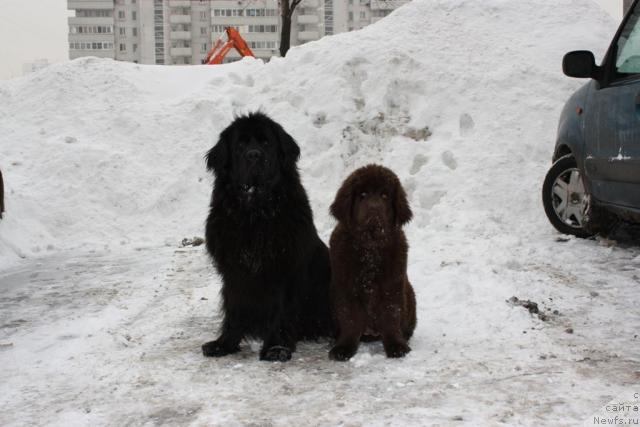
1, 0, 639, 425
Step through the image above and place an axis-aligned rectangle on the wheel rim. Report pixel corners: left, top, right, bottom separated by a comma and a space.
551, 167, 586, 228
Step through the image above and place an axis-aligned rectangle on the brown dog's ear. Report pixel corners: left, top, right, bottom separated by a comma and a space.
394, 183, 412, 226
330, 179, 353, 224
205, 130, 230, 176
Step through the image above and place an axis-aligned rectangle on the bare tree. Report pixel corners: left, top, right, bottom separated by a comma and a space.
279, 0, 303, 57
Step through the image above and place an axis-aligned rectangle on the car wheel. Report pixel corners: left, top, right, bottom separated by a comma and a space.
542, 155, 595, 238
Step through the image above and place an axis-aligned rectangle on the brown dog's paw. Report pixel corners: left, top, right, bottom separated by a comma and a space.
384, 341, 411, 358
329, 344, 358, 361
260, 345, 292, 362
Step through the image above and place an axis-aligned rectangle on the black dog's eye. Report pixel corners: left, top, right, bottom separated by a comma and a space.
360, 192, 368, 199
381, 192, 388, 200
260, 139, 269, 146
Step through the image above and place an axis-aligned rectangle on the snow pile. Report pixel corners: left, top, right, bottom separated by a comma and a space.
0, 0, 614, 267
2, 1, 637, 426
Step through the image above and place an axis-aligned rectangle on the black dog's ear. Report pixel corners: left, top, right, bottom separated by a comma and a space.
273, 122, 300, 167
205, 133, 229, 175
394, 182, 413, 226
330, 179, 353, 224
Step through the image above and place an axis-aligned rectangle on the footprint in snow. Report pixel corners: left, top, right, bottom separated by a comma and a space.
459, 113, 475, 136
410, 154, 429, 175
441, 150, 458, 170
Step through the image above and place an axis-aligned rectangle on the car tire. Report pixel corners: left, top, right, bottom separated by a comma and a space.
542, 155, 596, 238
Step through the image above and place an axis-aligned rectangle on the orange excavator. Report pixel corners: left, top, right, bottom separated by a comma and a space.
204, 27, 255, 65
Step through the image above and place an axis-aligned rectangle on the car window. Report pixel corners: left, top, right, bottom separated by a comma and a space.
616, 5, 640, 75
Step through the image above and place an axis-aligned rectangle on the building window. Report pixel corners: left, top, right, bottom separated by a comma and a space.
118, 11, 125, 19
76, 9, 113, 18
200, 27, 207, 35
201, 43, 208, 53
73, 25, 113, 34
348, 12, 353, 21
132, 11, 137, 20
133, 28, 138, 37
120, 27, 126, 36
133, 43, 138, 52
360, 11, 366, 19
200, 11, 207, 20
120, 43, 126, 52
248, 24, 277, 33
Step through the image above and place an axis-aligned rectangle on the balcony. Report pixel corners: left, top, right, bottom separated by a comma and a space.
170, 31, 191, 40
370, 0, 405, 10
68, 16, 113, 26
169, 0, 191, 6
171, 47, 192, 56
68, 0, 112, 10
297, 14, 319, 25
68, 33, 115, 42
170, 14, 192, 24
297, 31, 319, 41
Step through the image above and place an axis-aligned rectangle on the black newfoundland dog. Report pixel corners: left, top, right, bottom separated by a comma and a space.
202, 112, 332, 362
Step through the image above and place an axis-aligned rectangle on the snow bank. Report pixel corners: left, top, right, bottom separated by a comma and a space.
3, 1, 637, 425
0, 0, 615, 269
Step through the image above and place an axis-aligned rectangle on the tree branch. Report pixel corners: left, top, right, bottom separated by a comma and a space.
290, 0, 303, 13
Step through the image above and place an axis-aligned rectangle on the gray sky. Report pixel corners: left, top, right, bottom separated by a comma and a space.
0, 0, 625, 80
0, 0, 69, 80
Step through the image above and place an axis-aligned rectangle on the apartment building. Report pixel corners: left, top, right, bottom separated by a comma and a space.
333, 0, 409, 32
68, 0, 116, 60
68, 0, 408, 65
22, 59, 50, 76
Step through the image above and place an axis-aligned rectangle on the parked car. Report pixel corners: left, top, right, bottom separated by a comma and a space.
543, 0, 640, 237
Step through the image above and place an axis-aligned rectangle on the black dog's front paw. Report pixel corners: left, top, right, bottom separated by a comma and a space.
202, 340, 240, 357
260, 345, 292, 362
384, 341, 411, 358
329, 344, 358, 361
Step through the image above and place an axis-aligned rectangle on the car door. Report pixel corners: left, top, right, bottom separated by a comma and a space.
584, 3, 640, 210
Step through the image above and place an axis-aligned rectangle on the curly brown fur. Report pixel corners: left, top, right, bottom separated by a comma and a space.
328, 164, 416, 361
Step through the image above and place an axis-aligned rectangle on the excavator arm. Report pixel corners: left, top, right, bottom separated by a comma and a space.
204, 27, 255, 65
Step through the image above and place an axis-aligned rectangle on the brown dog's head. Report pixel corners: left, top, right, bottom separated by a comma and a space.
330, 164, 412, 235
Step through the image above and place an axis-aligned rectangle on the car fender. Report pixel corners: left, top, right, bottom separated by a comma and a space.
553, 81, 594, 168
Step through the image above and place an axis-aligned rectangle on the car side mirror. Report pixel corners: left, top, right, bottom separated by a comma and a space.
563, 51, 600, 79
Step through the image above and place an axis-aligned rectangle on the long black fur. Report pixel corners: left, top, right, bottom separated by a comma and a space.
202, 112, 332, 362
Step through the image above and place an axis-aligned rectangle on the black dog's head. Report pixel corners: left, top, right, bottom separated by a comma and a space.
206, 112, 300, 203
331, 164, 412, 238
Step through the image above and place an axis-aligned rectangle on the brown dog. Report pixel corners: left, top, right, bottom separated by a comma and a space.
328, 164, 416, 360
